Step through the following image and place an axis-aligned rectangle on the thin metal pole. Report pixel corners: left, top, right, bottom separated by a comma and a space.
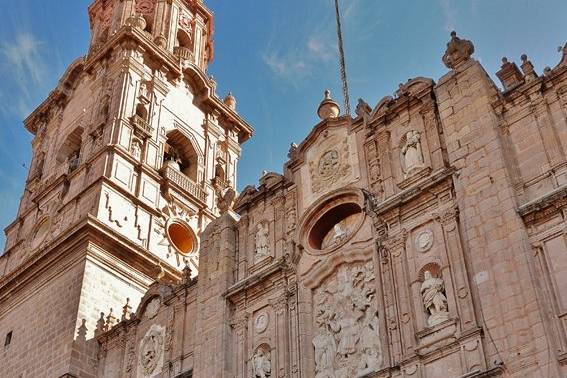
334, 0, 351, 117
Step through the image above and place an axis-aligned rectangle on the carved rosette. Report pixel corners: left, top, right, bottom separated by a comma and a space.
312, 262, 383, 377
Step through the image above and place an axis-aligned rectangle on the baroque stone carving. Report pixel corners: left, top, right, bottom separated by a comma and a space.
313, 262, 383, 377
252, 346, 272, 378
144, 297, 160, 320
139, 325, 164, 376
254, 311, 269, 334
310, 141, 351, 194
401, 130, 424, 176
415, 229, 434, 253
442, 31, 475, 69
254, 222, 270, 261
421, 271, 449, 326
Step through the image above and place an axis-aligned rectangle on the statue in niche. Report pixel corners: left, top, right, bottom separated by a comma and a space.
313, 262, 383, 377
252, 347, 272, 378
420, 271, 449, 326
254, 222, 270, 261
131, 139, 142, 161
401, 130, 424, 175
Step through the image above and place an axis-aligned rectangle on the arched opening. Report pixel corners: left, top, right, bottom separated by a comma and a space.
56, 126, 84, 172
162, 130, 199, 181
176, 29, 192, 50
135, 103, 148, 121
143, 15, 153, 34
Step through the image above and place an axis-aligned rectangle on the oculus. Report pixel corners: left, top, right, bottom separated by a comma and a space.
415, 229, 434, 253
166, 220, 197, 256
300, 189, 365, 255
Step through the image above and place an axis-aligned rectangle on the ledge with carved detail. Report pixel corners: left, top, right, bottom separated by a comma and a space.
160, 165, 207, 206
130, 115, 154, 138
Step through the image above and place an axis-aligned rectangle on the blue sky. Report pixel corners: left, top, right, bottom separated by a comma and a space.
1, 0, 566, 248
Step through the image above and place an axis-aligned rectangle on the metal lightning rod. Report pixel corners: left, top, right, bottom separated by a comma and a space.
334, 0, 351, 117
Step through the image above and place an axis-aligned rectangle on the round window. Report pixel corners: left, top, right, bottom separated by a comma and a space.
299, 189, 366, 255
166, 221, 196, 255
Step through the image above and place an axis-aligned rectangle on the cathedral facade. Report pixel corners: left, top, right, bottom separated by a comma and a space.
1, 1, 567, 378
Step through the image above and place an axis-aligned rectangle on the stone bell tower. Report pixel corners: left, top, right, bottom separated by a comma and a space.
0, 0, 252, 376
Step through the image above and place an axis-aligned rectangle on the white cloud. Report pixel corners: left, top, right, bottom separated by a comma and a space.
262, 51, 309, 80
0, 33, 46, 100
439, 0, 457, 32
307, 36, 335, 62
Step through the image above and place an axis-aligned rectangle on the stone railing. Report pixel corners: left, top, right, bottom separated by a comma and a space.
174, 46, 194, 63
162, 165, 207, 203
212, 176, 229, 190
130, 115, 153, 137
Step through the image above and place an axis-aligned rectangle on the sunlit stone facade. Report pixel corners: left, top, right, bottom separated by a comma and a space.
2, 1, 567, 378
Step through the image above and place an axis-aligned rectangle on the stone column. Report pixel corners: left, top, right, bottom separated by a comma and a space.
384, 231, 415, 357
232, 313, 249, 378
287, 282, 300, 377
420, 98, 445, 170
272, 289, 289, 378
377, 239, 403, 365
438, 207, 476, 330
377, 131, 395, 198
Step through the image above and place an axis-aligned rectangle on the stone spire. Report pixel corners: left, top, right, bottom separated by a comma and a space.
317, 90, 341, 120
224, 92, 237, 111
520, 54, 538, 81
442, 31, 475, 69
496, 57, 524, 91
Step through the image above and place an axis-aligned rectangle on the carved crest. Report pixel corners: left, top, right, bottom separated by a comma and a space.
309, 140, 351, 194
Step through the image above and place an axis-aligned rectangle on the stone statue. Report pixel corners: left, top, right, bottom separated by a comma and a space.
217, 187, 236, 214
252, 348, 272, 378
333, 222, 348, 244
255, 222, 270, 260
313, 328, 337, 378
401, 130, 424, 175
420, 271, 449, 326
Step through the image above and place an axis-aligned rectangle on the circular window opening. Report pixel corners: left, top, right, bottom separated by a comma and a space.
308, 202, 363, 251
166, 221, 196, 255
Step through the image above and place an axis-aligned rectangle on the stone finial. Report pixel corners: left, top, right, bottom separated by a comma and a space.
544, 66, 552, 76
355, 98, 372, 118
520, 54, 538, 81
217, 187, 236, 214
558, 42, 567, 66
95, 312, 106, 336
442, 31, 475, 69
317, 90, 341, 120
77, 319, 87, 342
182, 264, 193, 285
496, 57, 524, 91
122, 298, 132, 321
288, 142, 298, 159
224, 91, 237, 111
106, 308, 117, 330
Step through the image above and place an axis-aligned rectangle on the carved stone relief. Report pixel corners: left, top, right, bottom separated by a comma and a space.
254, 311, 269, 334
310, 140, 351, 194
251, 345, 272, 378
415, 229, 434, 253
144, 297, 160, 320
313, 262, 383, 377
139, 324, 165, 377
420, 271, 449, 327
254, 222, 270, 262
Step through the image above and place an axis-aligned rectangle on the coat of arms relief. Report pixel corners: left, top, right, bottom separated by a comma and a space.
309, 139, 352, 194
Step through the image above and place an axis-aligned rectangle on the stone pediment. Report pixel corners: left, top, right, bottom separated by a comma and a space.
135, 281, 174, 320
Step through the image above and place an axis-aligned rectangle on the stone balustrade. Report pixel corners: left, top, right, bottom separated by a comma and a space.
162, 165, 207, 203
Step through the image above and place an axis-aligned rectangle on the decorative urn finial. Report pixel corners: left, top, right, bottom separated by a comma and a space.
442, 31, 475, 69
224, 91, 237, 111
317, 90, 341, 120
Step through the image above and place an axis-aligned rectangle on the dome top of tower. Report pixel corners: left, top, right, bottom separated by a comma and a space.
317, 90, 341, 120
